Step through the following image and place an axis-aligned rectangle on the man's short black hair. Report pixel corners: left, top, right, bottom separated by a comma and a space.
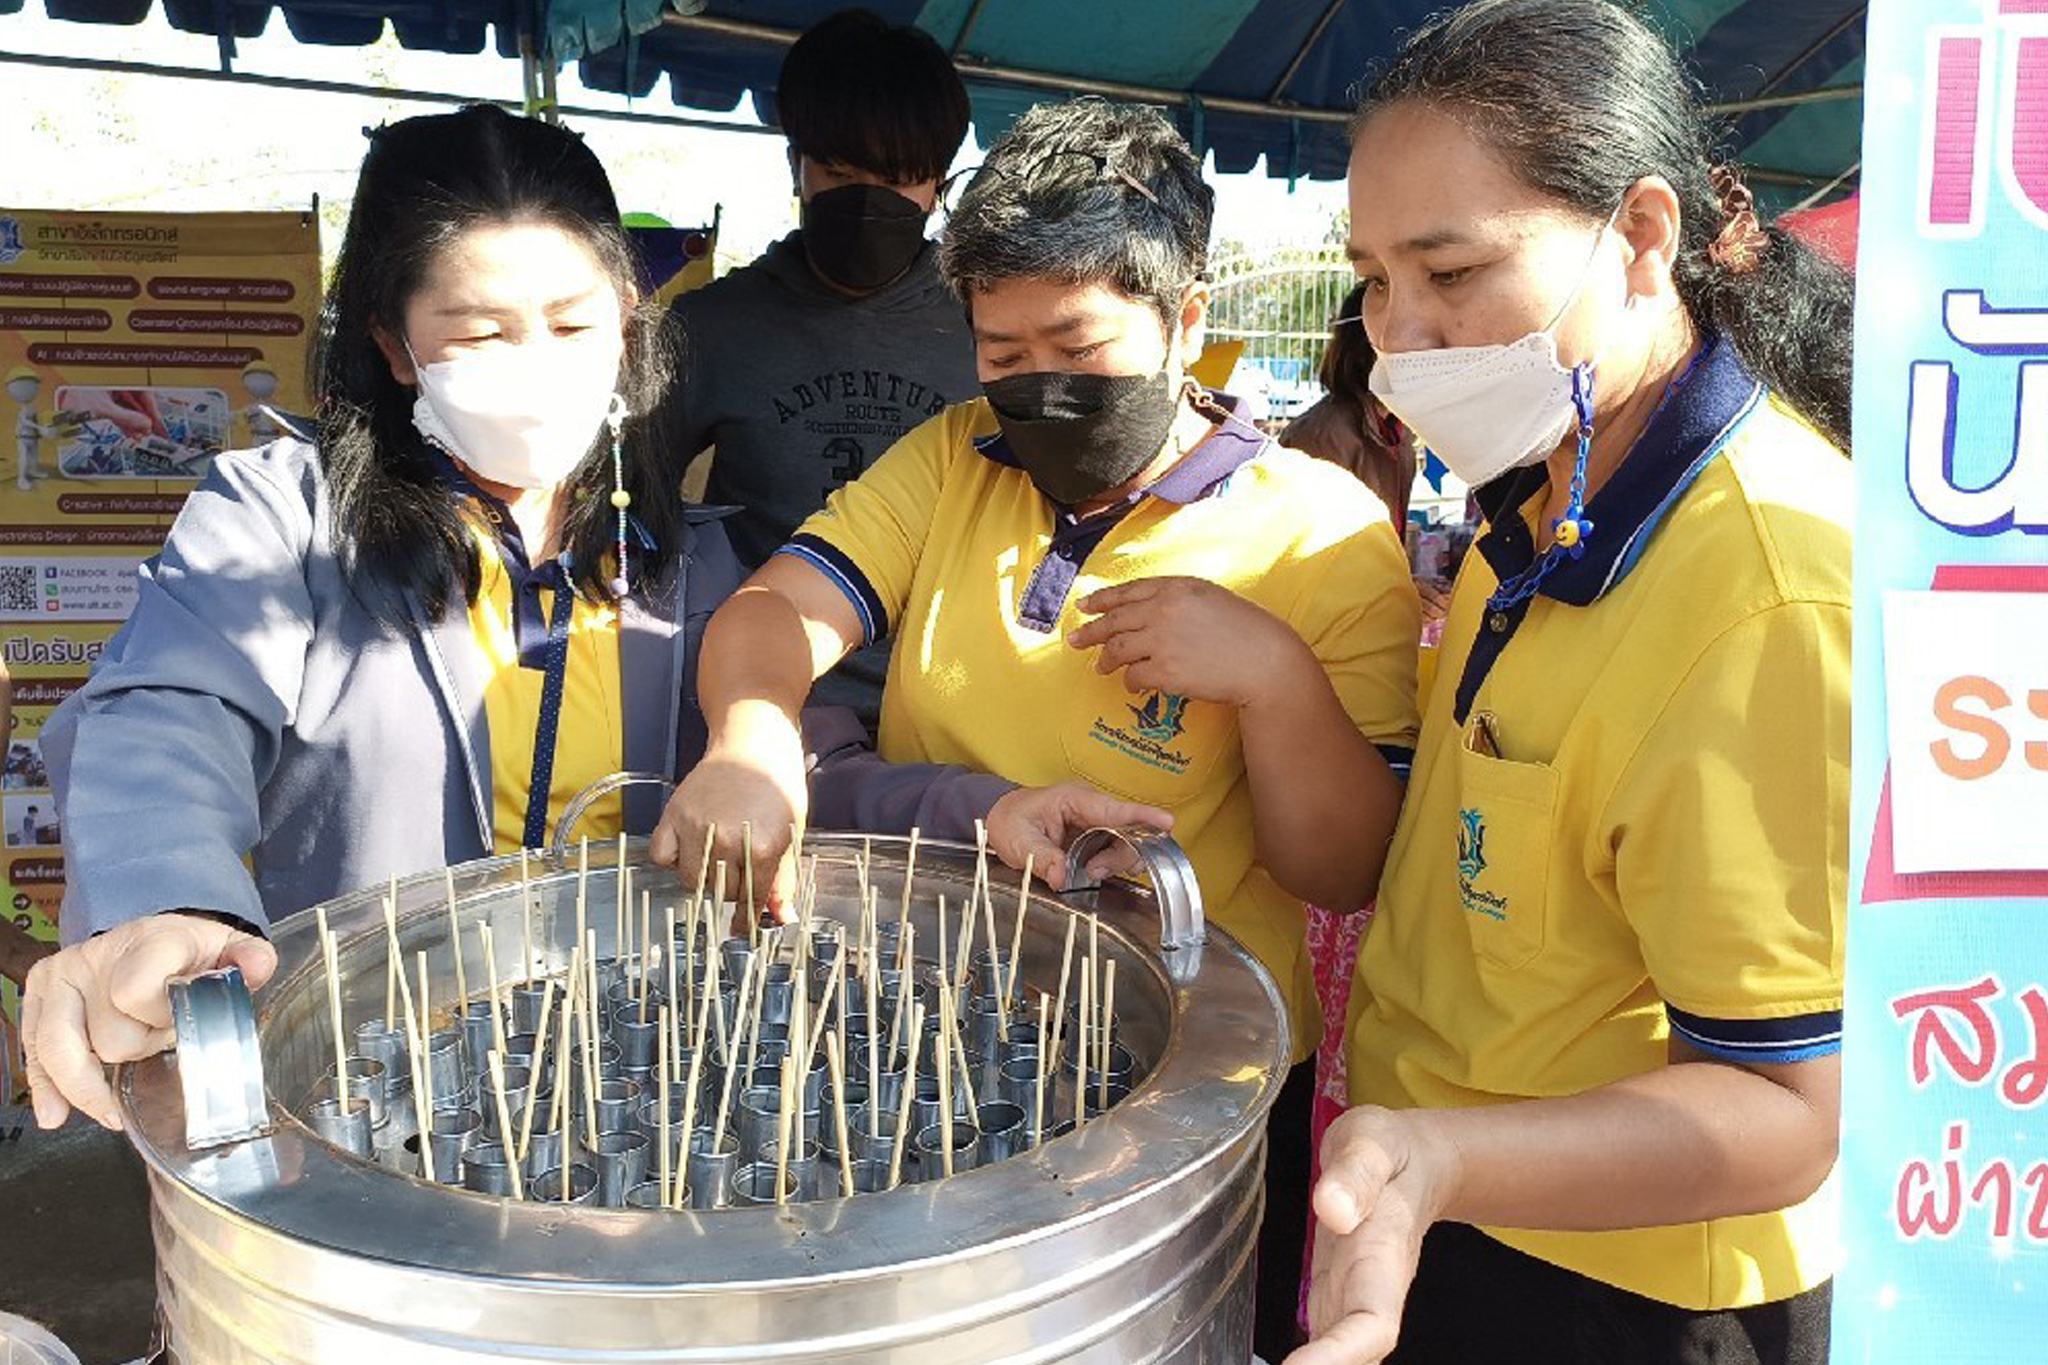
777, 8, 971, 185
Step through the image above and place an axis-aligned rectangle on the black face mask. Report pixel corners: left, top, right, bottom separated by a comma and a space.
800, 184, 929, 295
984, 369, 1180, 506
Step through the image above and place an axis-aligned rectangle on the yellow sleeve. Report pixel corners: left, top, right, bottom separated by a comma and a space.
1604, 600, 1849, 1060
780, 407, 962, 646
1289, 515, 1423, 758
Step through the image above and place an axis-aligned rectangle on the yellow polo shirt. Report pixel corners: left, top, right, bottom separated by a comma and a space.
464, 523, 625, 853
1349, 345, 1849, 1309
785, 398, 1420, 1064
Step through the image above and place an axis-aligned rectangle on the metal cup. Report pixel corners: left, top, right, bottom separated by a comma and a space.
733, 1162, 800, 1206
524, 1126, 566, 1180
425, 1028, 467, 1110
760, 963, 795, 1028
502, 1032, 541, 1084
623, 1180, 669, 1209
591, 1130, 651, 1207
309, 1096, 373, 1158
509, 982, 549, 1036
911, 1076, 944, 1136
846, 1157, 896, 1195
355, 1021, 409, 1100
851, 1112, 900, 1166
977, 1101, 1028, 1163
736, 1085, 784, 1163
531, 1162, 599, 1204
969, 950, 1004, 1001
687, 1130, 739, 1210
997, 1056, 1045, 1112
336, 1056, 388, 1129
966, 994, 1004, 1061
911, 1122, 982, 1182
588, 1077, 640, 1135
428, 1107, 482, 1183
719, 937, 752, 986
613, 1016, 659, 1077
480, 1063, 533, 1142
457, 1000, 496, 1073
760, 1137, 822, 1201
462, 1141, 516, 1195
634, 1095, 690, 1165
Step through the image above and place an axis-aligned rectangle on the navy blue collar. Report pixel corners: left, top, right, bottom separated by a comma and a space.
1472, 334, 1763, 606
972, 389, 1268, 511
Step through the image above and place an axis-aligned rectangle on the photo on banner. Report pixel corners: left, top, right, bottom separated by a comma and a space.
0, 207, 322, 1098
1839, 1, 2048, 1357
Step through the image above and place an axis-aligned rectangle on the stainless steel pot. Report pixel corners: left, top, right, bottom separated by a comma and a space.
121, 830, 1288, 1363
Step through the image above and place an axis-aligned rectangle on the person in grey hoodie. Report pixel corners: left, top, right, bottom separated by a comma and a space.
658, 8, 980, 726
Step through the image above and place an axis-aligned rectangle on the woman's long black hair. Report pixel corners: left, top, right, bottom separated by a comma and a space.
1355, 0, 1854, 449
314, 103, 679, 625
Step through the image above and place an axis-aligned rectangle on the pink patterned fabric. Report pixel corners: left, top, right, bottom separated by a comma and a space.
1298, 900, 1376, 1333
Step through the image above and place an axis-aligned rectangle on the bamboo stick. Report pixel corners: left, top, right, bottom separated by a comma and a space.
316, 909, 347, 1112
742, 821, 757, 943
776, 1054, 794, 1206
658, 1008, 672, 1207
480, 921, 509, 1060
826, 1032, 854, 1197
888, 1001, 924, 1189
517, 978, 557, 1162
1001, 853, 1035, 1029
1100, 959, 1117, 1113
444, 867, 469, 1012
487, 1050, 524, 1200
1033, 994, 1050, 1143
675, 1000, 708, 1211
1046, 914, 1078, 1103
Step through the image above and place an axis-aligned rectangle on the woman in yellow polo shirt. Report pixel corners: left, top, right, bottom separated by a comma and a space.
23, 106, 745, 1132
1296, 3, 1852, 1364
654, 99, 1420, 1359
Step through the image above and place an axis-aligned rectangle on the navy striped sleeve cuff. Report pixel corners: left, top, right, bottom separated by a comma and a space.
776, 534, 888, 647
1666, 1004, 1842, 1064
1375, 743, 1416, 782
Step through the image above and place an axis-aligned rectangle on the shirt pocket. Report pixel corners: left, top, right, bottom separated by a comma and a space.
1450, 731, 1560, 971
1058, 670, 1236, 808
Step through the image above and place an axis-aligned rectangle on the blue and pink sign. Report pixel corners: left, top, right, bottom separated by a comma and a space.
1839, 1, 2048, 1357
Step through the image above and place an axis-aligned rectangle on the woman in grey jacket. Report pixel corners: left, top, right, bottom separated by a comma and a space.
21, 106, 746, 1130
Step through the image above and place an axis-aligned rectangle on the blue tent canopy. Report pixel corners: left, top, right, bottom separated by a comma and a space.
3, 0, 1864, 200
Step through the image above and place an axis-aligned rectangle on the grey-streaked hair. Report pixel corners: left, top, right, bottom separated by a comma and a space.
939, 98, 1214, 328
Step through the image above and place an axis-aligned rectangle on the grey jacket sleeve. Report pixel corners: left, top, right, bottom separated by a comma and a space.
802, 706, 1017, 844
43, 445, 316, 940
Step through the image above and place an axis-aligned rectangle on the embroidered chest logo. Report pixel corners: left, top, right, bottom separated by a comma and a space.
1089, 690, 1194, 774
1457, 806, 1508, 922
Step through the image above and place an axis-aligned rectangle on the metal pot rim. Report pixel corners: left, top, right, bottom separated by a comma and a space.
120, 834, 1289, 1287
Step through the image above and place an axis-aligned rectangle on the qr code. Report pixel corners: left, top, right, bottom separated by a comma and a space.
0, 566, 36, 613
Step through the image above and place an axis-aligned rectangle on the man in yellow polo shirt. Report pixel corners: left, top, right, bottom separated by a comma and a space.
655, 99, 1420, 1361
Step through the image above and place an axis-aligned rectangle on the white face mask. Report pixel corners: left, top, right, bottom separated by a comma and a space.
1366, 209, 1619, 489
408, 335, 625, 490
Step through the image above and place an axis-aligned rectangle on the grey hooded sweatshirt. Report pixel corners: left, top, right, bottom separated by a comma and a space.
657, 232, 979, 724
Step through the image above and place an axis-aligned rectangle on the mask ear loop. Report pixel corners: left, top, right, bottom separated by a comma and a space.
606, 394, 632, 596
1551, 366, 1596, 557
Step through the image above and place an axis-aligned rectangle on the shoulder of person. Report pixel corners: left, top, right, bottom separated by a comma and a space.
1240, 437, 1399, 529
1655, 392, 1852, 614
193, 436, 325, 529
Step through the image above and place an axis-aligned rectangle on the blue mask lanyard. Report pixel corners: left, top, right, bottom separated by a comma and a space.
423, 444, 579, 852
523, 576, 576, 851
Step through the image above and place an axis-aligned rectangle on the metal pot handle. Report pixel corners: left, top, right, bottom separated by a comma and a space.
1063, 827, 1206, 976
552, 771, 673, 855
166, 965, 270, 1152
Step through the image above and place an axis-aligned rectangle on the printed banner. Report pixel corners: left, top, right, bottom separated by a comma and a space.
0, 208, 321, 1097
1838, 3, 2048, 1357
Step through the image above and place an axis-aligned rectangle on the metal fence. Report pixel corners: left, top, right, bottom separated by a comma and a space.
1205, 242, 1355, 421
